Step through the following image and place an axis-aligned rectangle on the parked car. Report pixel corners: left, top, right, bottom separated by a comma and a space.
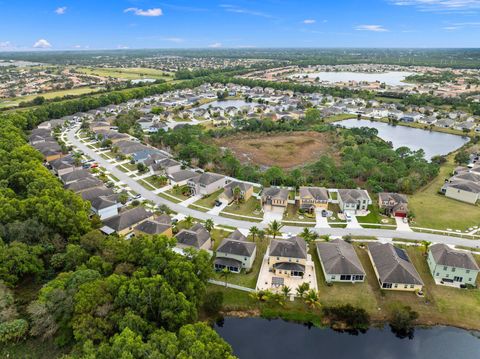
214, 200, 222, 207
133, 194, 142, 199
345, 213, 352, 222
90, 163, 99, 168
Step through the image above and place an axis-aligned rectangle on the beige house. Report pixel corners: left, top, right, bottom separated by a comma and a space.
214, 230, 257, 273
298, 186, 329, 212
101, 207, 154, 237
261, 187, 289, 212
268, 236, 307, 278
367, 242, 424, 292
220, 181, 254, 204
187, 172, 227, 196
175, 223, 212, 251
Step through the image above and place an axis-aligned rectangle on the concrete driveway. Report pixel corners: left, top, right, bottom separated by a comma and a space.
315, 209, 330, 228
262, 208, 284, 224
346, 214, 362, 229
208, 200, 228, 215
395, 216, 413, 232
179, 195, 201, 207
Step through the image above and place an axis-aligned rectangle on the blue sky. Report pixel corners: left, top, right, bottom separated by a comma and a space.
0, 0, 479, 50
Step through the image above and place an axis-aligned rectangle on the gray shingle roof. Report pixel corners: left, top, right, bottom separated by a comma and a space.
338, 189, 370, 204
188, 172, 225, 186
299, 186, 329, 201
262, 187, 289, 201
217, 234, 256, 257
378, 192, 408, 204
368, 243, 423, 286
65, 177, 103, 192
175, 223, 211, 249
430, 244, 480, 271
102, 207, 152, 232
269, 236, 307, 259
316, 239, 365, 276
223, 181, 253, 199
134, 220, 171, 235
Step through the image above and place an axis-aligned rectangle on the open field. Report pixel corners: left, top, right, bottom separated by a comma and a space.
0, 86, 101, 108
75, 67, 174, 80
409, 157, 480, 231
214, 131, 339, 169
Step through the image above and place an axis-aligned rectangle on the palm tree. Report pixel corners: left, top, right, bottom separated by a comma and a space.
304, 289, 321, 309
204, 219, 214, 232
72, 152, 83, 167
220, 268, 231, 287
184, 215, 194, 228
296, 282, 310, 298
249, 226, 259, 242
421, 240, 431, 256
281, 285, 291, 299
233, 186, 242, 205
300, 228, 319, 243
266, 220, 283, 239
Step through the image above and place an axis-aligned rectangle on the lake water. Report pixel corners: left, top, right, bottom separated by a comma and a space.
215, 317, 480, 359
199, 100, 253, 109
335, 118, 469, 160
294, 71, 414, 86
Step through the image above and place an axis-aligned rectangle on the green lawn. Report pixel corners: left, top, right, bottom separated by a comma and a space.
157, 192, 182, 203
358, 204, 395, 225
115, 165, 130, 173
75, 67, 174, 80
194, 189, 224, 209
0, 86, 101, 108
123, 162, 138, 172
327, 203, 345, 223
409, 157, 480, 231
165, 186, 190, 201
0, 338, 71, 359
138, 179, 155, 191
283, 204, 316, 222
222, 197, 262, 218
144, 175, 168, 189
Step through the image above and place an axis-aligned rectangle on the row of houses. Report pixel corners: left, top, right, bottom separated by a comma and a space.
441, 163, 480, 204
316, 240, 479, 290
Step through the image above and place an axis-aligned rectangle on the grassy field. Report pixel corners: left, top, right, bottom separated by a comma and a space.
213, 131, 340, 169
75, 67, 174, 80
359, 204, 395, 225
0, 338, 71, 359
194, 189, 224, 209
222, 197, 263, 218
409, 157, 480, 231
0, 86, 101, 108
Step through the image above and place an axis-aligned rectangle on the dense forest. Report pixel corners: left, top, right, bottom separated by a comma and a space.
0, 81, 235, 357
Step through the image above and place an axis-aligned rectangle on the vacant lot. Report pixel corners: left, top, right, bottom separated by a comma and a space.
215, 131, 338, 169
75, 67, 174, 80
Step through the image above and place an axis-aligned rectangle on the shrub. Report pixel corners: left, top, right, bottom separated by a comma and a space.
323, 304, 370, 329
204, 291, 224, 316
389, 305, 418, 338
0, 319, 29, 343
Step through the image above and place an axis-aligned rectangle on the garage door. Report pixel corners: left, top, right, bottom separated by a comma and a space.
394, 212, 407, 218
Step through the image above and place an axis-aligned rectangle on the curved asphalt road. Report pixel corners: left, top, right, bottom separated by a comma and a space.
65, 126, 480, 249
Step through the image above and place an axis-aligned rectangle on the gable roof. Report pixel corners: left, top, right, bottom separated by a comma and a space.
430, 244, 480, 271
316, 239, 365, 276
299, 186, 329, 201
175, 223, 211, 249
338, 189, 371, 204
262, 187, 289, 201
188, 172, 225, 186
223, 181, 253, 199
378, 192, 408, 204
134, 220, 171, 235
217, 236, 256, 257
269, 236, 307, 259
102, 207, 152, 232
368, 243, 423, 286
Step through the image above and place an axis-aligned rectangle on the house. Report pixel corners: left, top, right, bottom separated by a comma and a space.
168, 170, 200, 186
298, 186, 329, 213
49, 155, 78, 176
427, 244, 479, 287
337, 189, 372, 214
187, 172, 227, 196
151, 158, 182, 176
175, 223, 212, 251
101, 207, 153, 236
220, 181, 254, 204
65, 177, 104, 193
214, 230, 257, 273
80, 187, 120, 220
134, 214, 173, 238
316, 239, 365, 283
261, 187, 289, 213
378, 192, 409, 217
367, 243, 424, 291
60, 169, 92, 185
442, 181, 480, 204
268, 236, 307, 278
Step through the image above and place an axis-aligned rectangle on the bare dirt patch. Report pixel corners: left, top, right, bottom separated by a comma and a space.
215, 131, 338, 169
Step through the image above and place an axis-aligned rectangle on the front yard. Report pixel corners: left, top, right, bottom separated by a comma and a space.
193, 189, 224, 209
222, 197, 263, 218
283, 204, 316, 222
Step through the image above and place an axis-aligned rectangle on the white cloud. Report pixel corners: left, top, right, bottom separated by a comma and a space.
0, 41, 12, 48
355, 24, 389, 32
208, 42, 222, 48
162, 37, 184, 43
117, 45, 130, 49
220, 4, 274, 18
33, 39, 52, 48
303, 19, 316, 24
55, 6, 67, 15
389, 0, 480, 11
124, 8, 163, 17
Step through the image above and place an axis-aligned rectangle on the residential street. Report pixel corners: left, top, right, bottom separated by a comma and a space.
65, 126, 480, 249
